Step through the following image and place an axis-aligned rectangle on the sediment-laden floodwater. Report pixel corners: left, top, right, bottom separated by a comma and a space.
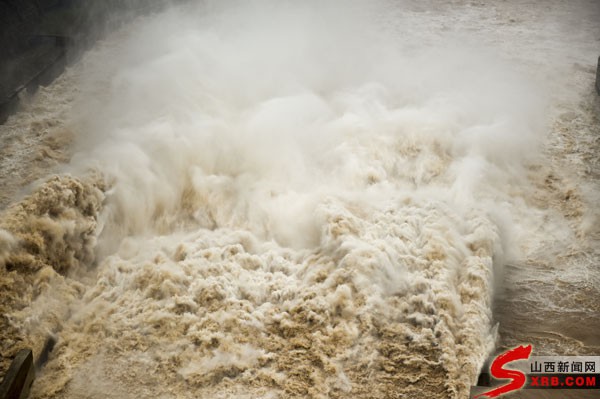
0, 1, 598, 398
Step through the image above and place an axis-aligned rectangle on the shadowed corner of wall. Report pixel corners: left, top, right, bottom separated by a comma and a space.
0, 0, 82, 125
0, 0, 181, 126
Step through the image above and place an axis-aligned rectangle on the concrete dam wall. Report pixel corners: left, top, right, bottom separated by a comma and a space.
0, 0, 176, 123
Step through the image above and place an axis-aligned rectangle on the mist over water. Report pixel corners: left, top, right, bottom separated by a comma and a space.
0, 0, 598, 398
69, 1, 544, 250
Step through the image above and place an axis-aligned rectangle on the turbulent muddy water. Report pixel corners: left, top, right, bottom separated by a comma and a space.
0, 1, 598, 398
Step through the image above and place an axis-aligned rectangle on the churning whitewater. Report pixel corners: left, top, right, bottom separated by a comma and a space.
1, 1, 598, 398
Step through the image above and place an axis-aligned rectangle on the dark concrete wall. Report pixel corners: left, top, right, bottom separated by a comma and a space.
0, 1, 66, 59
0, 0, 176, 123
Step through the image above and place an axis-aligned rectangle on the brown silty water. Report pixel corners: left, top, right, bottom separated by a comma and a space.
0, 1, 598, 398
